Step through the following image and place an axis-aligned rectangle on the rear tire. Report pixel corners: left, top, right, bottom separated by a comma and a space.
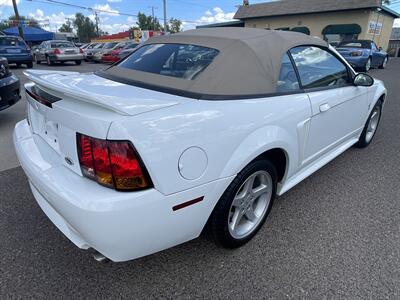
208, 159, 277, 248
362, 58, 371, 72
26, 62, 33, 69
379, 56, 388, 69
75, 60, 82, 65
355, 100, 383, 148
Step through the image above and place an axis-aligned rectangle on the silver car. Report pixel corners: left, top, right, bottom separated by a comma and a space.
85, 43, 105, 61
34, 40, 84, 65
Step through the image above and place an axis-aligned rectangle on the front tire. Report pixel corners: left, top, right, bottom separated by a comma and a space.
26, 62, 33, 69
75, 60, 82, 65
46, 56, 53, 65
208, 159, 277, 248
355, 100, 382, 148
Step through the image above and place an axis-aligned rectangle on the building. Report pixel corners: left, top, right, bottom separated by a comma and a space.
202, 0, 399, 50
388, 27, 400, 57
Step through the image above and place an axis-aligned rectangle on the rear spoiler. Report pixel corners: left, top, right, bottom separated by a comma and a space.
23, 70, 130, 116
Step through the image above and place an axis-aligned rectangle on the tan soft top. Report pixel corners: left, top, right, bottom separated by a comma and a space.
101, 28, 328, 99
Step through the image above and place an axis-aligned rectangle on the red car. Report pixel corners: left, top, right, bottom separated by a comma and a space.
101, 42, 134, 63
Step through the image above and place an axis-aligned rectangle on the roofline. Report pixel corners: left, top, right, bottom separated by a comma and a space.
196, 20, 244, 29
235, 5, 400, 20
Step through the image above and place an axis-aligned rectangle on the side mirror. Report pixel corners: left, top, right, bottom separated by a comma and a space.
353, 73, 374, 87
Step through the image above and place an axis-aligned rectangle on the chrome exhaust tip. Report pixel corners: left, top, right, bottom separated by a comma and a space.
93, 251, 110, 263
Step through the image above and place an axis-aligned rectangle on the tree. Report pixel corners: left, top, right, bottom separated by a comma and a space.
168, 18, 182, 33
73, 12, 97, 42
59, 22, 72, 33
136, 12, 162, 31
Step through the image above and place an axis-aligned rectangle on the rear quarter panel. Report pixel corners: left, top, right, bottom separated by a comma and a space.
108, 93, 312, 196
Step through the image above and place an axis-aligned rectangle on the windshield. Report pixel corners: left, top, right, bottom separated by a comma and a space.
50, 42, 74, 48
104, 42, 118, 49
118, 43, 219, 80
94, 43, 104, 49
338, 41, 370, 49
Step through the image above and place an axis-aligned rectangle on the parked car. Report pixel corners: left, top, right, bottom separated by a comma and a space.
34, 40, 84, 65
0, 57, 20, 111
0, 35, 33, 68
93, 42, 119, 62
336, 39, 389, 72
101, 41, 137, 63
15, 28, 386, 262
84, 43, 104, 61
117, 42, 140, 60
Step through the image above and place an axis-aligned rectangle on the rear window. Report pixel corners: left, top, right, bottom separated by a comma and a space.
51, 42, 74, 48
0, 37, 26, 47
118, 43, 219, 80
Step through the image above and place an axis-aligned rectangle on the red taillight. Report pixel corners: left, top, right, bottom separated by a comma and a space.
53, 48, 61, 55
77, 133, 152, 191
79, 48, 84, 53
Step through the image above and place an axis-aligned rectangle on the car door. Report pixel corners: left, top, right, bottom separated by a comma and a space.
289, 46, 369, 165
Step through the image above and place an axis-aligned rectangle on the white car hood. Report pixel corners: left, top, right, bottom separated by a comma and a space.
24, 70, 193, 116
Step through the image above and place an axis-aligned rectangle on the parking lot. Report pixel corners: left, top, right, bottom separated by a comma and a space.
1, 59, 400, 298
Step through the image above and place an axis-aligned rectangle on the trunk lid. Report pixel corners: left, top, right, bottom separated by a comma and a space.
24, 70, 194, 176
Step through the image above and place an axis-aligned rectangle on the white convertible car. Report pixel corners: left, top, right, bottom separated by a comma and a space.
14, 28, 386, 262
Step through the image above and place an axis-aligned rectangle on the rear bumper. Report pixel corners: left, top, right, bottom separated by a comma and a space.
3, 54, 33, 64
342, 56, 369, 68
14, 119, 232, 262
49, 54, 84, 61
0, 75, 20, 111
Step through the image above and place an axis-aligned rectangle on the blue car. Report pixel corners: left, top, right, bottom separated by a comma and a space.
336, 40, 388, 72
0, 36, 33, 68
0, 57, 20, 111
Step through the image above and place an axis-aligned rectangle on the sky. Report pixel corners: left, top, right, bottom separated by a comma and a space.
0, 0, 399, 33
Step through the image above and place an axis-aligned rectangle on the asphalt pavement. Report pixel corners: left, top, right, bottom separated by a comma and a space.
1, 60, 400, 298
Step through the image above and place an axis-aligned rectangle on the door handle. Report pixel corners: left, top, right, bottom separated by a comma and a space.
319, 103, 330, 112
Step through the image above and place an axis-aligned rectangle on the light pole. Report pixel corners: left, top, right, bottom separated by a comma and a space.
163, 0, 167, 34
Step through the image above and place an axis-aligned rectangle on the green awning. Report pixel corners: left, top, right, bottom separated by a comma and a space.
291, 27, 310, 35
322, 24, 362, 35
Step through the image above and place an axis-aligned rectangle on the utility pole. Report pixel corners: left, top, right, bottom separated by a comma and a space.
11, 0, 24, 39
163, 0, 167, 33
149, 6, 157, 31
94, 11, 99, 36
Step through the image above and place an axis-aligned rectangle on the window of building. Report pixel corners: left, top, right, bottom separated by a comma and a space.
322, 24, 362, 44
277, 53, 300, 92
289, 46, 350, 89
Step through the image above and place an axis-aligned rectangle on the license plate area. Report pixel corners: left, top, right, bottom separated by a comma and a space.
28, 98, 60, 153
7, 48, 21, 54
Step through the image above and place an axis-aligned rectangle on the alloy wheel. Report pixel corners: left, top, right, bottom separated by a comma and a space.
228, 170, 273, 239
365, 105, 381, 143
365, 59, 371, 71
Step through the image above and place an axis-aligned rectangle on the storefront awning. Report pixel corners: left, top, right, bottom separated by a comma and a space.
322, 24, 362, 35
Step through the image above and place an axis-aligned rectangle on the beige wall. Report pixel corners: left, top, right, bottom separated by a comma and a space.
363, 10, 395, 50
243, 9, 395, 50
